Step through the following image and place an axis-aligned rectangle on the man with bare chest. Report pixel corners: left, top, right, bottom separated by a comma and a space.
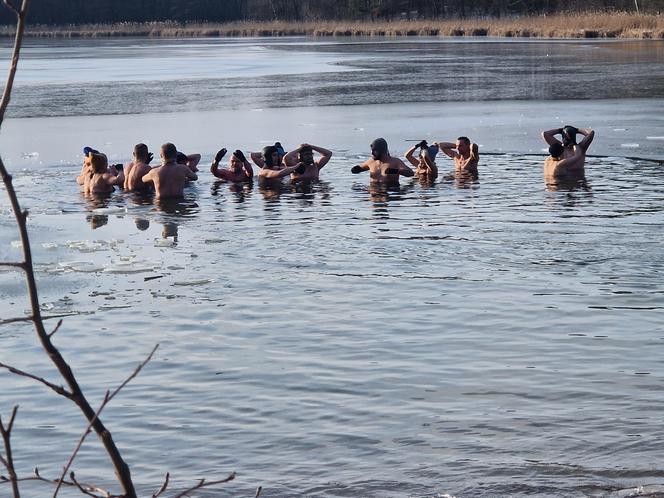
142, 143, 198, 199
210, 148, 253, 182
351, 138, 414, 183
435, 137, 480, 178
283, 143, 333, 181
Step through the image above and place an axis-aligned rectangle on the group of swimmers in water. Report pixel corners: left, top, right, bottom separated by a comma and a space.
76, 124, 594, 199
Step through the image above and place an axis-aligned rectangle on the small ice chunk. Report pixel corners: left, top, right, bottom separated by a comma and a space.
154, 239, 176, 247
21, 152, 39, 158
42, 243, 58, 250
11, 240, 22, 248
92, 207, 125, 215
613, 128, 627, 131
646, 136, 664, 140
173, 279, 214, 286
620, 143, 640, 148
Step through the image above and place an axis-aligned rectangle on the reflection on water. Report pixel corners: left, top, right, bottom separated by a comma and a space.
2, 153, 664, 498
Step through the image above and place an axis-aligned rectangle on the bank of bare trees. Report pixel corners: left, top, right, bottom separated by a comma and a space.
0, 0, 661, 25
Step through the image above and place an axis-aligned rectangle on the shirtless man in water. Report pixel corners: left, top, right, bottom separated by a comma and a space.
542, 126, 595, 181
351, 138, 414, 182
210, 148, 253, 182
257, 145, 305, 182
283, 143, 333, 181
142, 143, 198, 199
124, 143, 154, 191
435, 137, 480, 178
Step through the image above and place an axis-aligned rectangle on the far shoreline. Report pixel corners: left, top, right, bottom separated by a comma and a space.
1, 12, 663, 40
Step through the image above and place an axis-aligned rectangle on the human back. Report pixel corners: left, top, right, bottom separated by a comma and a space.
124, 143, 153, 191
142, 143, 197, 199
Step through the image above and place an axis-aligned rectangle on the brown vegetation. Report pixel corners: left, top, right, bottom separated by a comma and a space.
1, 12, 663, 39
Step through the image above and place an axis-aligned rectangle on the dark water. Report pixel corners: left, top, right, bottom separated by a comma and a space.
1, 38, 664, 498
3, 37, 664, 117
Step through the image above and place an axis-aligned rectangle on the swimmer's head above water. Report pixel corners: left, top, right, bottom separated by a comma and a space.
549, 143, 565, 160
298, 145, 314, 166
370, 138, 388, 160
262, 145, 279, 169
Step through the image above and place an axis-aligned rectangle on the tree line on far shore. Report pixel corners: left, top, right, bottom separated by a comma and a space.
0, 0, 661, 26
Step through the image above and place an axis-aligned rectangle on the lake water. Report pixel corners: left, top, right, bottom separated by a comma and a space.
1, 37, 664, 498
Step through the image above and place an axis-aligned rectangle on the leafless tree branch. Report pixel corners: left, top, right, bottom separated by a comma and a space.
48, 319, 63, 339
53, 344, 159, 498
0, 405, 20, 498
0, 362, 73, 398
1, 0, 18, 15
0, 468, 117, 497
170, 472, 236, 498
0, 261, 25, 269
69, 472, 109, 498
152, 472, 170, 497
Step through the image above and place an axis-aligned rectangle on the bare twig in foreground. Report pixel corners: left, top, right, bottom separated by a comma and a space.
0, 406, 20, 498
53, 344, 159, 498
170, 472, 236, 498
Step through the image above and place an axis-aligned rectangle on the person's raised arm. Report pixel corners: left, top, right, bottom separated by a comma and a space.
404, 145, 419, 167
421, 149, 438, 176
283, 147, 300, 167
210, 148, 227, 179
183, 153, 201, 172
471, 143, 479, 160
234, 149, 253, 179
542, 128, 563, 146
435, 141, 459, 159
311, 144, 333, 169
577, 128, 595, 152
250, 151, 265, 168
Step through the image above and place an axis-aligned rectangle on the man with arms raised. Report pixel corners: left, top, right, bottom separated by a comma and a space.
351, 138, 414, 182
142, 143, 198, 199
257, 145, 305, 183
210, 148, 253, 182
435, 137, 480, 178
124, 143, 154, 191
283, 143, 333, 181
542, 126, 595, 182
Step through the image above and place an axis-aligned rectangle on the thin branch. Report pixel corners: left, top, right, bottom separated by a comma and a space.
48, 319, 63, 339
0, 468, 117, 497
152, 472, 170, 498
0, 261, 24, 269
171, 472, 236, 498
53, 345, 159, 498
69, 472, 108, 498
1, 0, 18, 15
0, 405, 20, 498
0, 362, 72, 398
0, 314, 76, 327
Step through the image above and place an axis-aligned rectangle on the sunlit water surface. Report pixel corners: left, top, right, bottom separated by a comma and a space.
0, 37, 663, 498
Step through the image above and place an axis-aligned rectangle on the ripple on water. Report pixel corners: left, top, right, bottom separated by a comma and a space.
2, 155, 664, 497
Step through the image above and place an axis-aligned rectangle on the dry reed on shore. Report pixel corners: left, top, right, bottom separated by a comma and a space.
0, 12, 663, 39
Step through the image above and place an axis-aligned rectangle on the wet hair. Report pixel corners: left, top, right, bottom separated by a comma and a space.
549, 143, 565, 159
262, 145, 278, 168
161, 143, 177, 161
370, 138, 388, 158
457, 136, 471, 146
134, 143, 149, 162
90, 153, 108, 174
